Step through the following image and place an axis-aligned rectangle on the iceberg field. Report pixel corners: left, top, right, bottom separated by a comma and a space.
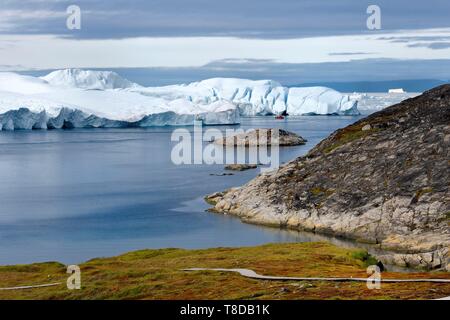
349, 92, 420, 113
0, 69, 359, 130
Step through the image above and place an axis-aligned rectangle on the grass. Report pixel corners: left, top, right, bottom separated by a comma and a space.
445, 212, 450, 226
0, 242, 448, 300
350, 250, 379, 267
308, 187, 335, 208
415, 188, 433, 200
204, 196, 218, 206
322, 124, 378, 154
310, 187, 334, 197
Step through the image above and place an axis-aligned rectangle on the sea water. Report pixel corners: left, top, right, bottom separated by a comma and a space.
0, 116, 364, 264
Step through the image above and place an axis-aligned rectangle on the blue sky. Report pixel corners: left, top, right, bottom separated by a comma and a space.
1, 0, 450, 83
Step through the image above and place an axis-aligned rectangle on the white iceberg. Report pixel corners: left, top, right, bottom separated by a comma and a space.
0, 71, 240, 130
42, 69, 139, 90
132, 77, 359, 116
286, 87, 358, 116
388, 88, 406, 94
0, 69, 359, 131
350, 92, 420, 113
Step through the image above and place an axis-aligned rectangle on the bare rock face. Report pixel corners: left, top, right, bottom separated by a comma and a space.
213, 128, 306, 146
206, 85, 450, 270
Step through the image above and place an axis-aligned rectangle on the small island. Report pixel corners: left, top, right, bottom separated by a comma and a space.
224, 164, 258, 171
213, 128, 307, 146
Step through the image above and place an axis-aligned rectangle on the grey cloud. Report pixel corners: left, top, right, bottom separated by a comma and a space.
377, 36, 450, 42
2, 0, 450, 39
328, 52, 375, 56
377, 35, 450, 44
198, 58, 450, 84
376, 35, 450, 50
18, 58, 450, 88
408, 42, 450, 49
0, 64, 31, 71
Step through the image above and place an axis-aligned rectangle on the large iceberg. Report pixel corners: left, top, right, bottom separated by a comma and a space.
0, 69, 359, 131
0, 71, 240, 130
132, 77, 359, 116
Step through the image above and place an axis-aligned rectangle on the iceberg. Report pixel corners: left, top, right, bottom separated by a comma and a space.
286, 87, 358, 115
0, 71, 240, 130
41, 69, 139, 90
350, 92, 420, 113
0, 69, 359, 131
132, 78, 359, 116
388, 88, 405, 94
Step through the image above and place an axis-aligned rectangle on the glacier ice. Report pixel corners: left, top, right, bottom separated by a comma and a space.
41, 69, 139, 90
0, 69, 360, 131
132, 78, 359, 116
350, 92, 420, 113
0, 107, 240, 130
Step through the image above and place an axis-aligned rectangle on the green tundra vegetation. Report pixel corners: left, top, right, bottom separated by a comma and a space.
0, 242, 449, 300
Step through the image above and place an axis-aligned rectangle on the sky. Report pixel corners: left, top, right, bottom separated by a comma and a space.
1, 0, 450, 84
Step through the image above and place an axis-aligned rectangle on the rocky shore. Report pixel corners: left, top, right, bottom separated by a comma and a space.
206, 85, 450, 270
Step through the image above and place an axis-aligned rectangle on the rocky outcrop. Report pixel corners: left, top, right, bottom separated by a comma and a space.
224, 164, 258, 171
206, 85, 450, 270
213, 128, 306, 146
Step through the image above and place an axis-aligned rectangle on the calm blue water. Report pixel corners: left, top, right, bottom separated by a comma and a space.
0, 116, 364, 265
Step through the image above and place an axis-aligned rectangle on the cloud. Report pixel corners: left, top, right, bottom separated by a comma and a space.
0, 64, 31, 71
328, 52, 376, 56
197, 58, 450, 83
408, 42, 450, 49
2, 29, 450, 71
377, 36, 450, 42
376, 33, 450, 50
17, 58, 450, 88
2, 0, 450, 39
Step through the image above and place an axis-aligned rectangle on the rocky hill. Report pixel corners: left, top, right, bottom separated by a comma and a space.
206, 85, 450, 270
